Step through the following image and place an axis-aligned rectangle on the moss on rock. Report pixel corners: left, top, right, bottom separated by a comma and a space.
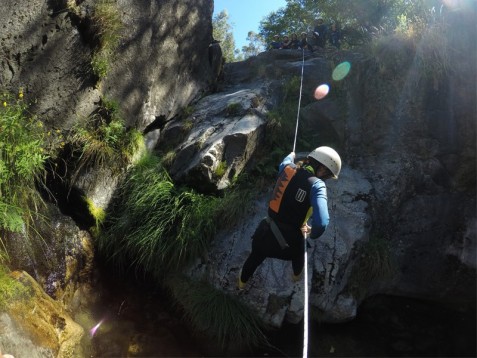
7, 271, 84, 357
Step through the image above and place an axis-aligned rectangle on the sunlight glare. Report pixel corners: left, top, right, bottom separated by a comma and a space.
442, 0, 475, 10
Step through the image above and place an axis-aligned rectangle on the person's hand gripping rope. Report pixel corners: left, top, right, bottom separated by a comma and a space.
301, 223, 311, 238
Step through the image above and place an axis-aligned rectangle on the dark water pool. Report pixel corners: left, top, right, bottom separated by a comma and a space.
81, 266, 476, 357
260, 295, 476, 357
76, 266, 202, 357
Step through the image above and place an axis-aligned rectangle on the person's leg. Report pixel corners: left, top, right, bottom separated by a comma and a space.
292, 252, 305, 281
238, 219, 270, 288
291, 236, 305, 280
240, 250, 266, 283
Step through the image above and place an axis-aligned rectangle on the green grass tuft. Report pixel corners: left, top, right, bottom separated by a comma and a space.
98, 153, 254, 274
84, 196, 106, 235
348, 234, 395, 300
69, 97, 143, 178
99, 154, 216, 272
167, 275, 267, 350
225, 102, 241, 116
91, 0, 123, 79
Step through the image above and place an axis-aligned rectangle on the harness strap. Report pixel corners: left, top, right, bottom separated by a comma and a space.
265, 216, 289, 249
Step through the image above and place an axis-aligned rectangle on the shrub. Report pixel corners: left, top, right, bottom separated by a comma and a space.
0, 91, 48, 235
99, 154, 216, 272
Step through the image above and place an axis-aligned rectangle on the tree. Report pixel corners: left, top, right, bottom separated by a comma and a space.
259, 0, 447, 48
259, 1, 315, 42
241, 31, 266, 59
212, 10, 237, 63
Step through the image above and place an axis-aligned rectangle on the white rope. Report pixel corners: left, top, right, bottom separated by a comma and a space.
292, 49, 306, 153
290, 48, 309, 357
303, 232, 309, 358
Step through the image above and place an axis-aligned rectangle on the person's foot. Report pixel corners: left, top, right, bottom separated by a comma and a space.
238, 270, 247, 290
292, 270, 303, 282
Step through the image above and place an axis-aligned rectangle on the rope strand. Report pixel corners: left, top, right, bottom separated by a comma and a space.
292, 48, 309, 358
303, 233, 309, 358
293, 49, 306, 153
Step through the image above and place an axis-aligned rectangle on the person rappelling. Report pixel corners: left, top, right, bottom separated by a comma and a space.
238, 146, 341, 289
238, 44, 342, 293
235, 44, 342, 358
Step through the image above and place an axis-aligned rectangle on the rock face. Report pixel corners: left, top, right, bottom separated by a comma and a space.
187, 167, 373, 327
4, 204, 94, 303
0, 0, 475, 352
0, 0, 100, 129
182, 14, 476, 325
0, 0, 217, 131
164, 86, 268, 191
103, 0, 216, 130
0, 0, 218, 221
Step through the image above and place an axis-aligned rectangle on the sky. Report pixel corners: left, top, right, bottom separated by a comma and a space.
213, 0, 287, 50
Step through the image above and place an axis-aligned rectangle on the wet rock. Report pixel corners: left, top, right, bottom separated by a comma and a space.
4, 271, 84, 358
4, 203, 95, 308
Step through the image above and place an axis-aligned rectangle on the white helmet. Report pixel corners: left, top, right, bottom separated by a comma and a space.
308, 146, 342, 179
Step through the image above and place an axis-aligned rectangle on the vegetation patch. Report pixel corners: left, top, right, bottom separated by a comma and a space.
0, 91, 48, 250
0, 266, 27, 309
252, 75, 314, 181
214, 160, 228, 178
84, 197, 106, 237
225, 102, 242, 116
167, 275, 267, 350
183, 105, 195, 118
91, 0, 123, 79
99, 153, 253, 274
69, 96, 143, 178
348, 234, 395, 300
266, 76, 302, 148
161, 150, 176, 169
182, 118, 194, 132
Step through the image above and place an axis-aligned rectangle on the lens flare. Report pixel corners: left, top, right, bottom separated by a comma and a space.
314, 84, 330, 100
332, 61, 351, 81
90, 320, 104, 337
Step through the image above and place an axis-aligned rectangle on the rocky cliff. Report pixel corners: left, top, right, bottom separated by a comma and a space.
174, 39, 476, 326
0, 0, 476, 355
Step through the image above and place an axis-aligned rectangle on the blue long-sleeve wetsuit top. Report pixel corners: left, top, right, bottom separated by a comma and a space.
278, 153, 329, 239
